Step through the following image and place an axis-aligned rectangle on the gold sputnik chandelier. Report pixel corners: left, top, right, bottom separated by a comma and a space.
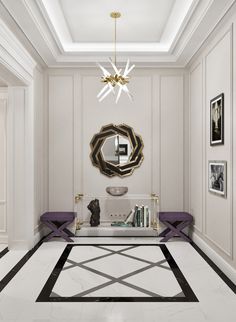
97, 12, 135, 103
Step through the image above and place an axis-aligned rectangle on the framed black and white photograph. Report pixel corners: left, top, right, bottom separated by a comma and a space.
208, 161, 226, 197
210, 93, 224, 146
119, 144, 128, 156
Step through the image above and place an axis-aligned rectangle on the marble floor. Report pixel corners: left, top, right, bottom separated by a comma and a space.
0, 237, 235, 322
0, 244, 7, 253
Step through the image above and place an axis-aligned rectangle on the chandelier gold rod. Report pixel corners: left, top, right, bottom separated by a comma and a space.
110, 12, 121, 67
114, 15, 116, 66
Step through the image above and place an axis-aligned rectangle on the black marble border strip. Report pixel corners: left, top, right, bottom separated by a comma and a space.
191, 241, 236, 294
0, 239, 44, 292
0, 247, 9, 259
36, 244, 198, 302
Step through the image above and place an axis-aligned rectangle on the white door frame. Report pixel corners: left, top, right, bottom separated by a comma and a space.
0, 17, 36, 249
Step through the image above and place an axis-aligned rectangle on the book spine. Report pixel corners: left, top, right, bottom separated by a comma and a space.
144, 206, 147, 227
141, 205, 144, 227
133, 205, 139, 227
137, 208, 141, 227
148, 209, 151, 228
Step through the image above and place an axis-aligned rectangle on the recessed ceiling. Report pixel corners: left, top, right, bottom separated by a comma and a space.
59, 0, 175, 43
1, 0, 235, 67
39, 0, 195, 52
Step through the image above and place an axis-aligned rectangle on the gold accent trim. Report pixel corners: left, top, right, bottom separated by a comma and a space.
151, 193, 159, 203
75, 193, 83, 203
110, 12, 121, 19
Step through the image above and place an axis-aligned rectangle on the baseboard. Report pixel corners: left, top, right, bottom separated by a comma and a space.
0, 235, 8, 243
192, 232, 236, 285
8, 240, 31, 250
34, 225, 47, 245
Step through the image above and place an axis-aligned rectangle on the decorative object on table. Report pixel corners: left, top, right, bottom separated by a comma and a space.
90, 123, 144, 177
76, 219, 83, 231
159, 212, 193, 242
111, 221, 133, 227
97, 12, 135, 103
111, 204, 151, 228
208, 160, 227, 197
106, 186, 128, 196
210, 93, 224, 146
87, 199, 100, 227
40, 212, 76, 242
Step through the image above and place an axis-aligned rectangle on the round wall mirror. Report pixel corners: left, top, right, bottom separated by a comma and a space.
90, 124, 144, 177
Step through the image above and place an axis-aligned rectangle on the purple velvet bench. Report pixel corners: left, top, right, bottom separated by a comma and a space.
159, 212, 193, 242
40, 212, 76, 242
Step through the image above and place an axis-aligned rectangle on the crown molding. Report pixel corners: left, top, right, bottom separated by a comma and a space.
0, 0, 235, 68
0, 17, 36, 84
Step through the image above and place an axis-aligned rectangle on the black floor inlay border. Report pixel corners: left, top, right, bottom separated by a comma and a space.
191, 241, 236, 294
36, 244, 198, 302
0, 239, 43, 292
0, 247, 9, 259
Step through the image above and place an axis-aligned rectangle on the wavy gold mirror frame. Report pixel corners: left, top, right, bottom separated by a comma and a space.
90, 124, 144, 177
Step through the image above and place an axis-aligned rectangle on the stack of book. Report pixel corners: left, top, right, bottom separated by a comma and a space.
111, 205, 151, 228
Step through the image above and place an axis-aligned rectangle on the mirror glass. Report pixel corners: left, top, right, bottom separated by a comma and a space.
101, 135, 132, 165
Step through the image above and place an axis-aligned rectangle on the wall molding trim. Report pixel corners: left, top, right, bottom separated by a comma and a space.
192, 232, 236, 284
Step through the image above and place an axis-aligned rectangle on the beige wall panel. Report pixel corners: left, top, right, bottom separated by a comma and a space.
205, 31, 232, 255
49, 76, 74, 211
160, 76, 184, 211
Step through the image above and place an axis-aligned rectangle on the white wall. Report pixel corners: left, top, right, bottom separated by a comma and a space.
0, 89, 7, 243
33, 67, 48, 239
189, 12, 236, 273
47, 69, 186, 215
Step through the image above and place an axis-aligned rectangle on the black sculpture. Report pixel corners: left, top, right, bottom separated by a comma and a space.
87, 199, 100, 227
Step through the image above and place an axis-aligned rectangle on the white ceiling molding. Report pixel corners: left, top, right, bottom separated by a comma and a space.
0, 17, 36, 84
0, 0, 235, 67
38, 0, 196, 53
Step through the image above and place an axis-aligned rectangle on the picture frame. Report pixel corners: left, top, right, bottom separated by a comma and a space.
208, 160, 227, 197
119, 144, 128, 156
210, 93, 224, 146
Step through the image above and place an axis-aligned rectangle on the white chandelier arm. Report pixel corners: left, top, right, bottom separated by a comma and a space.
120, 84, 133, 101
115, 86, 123, 103
98, 86, 114, 102
97, 63, 111, 76
124, 64, 135, 77
109, 57, 121, 75
108, 83, 116, 94
115, 83, 133, 102
124, 59, 130, 76
97, 84, 109, 98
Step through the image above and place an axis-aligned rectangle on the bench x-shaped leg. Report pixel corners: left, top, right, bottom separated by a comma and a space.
160, 220, 192, 242
43, 221, 74, 242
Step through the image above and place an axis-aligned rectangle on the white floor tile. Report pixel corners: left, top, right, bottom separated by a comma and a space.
0, 237, 235, 322
84, 253, 147, 278
0, 243, 7, 253
53, 266, 109, 297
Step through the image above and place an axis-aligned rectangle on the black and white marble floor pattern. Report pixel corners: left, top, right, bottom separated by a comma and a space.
0, 237, 235, 322
37, 244, 197, 302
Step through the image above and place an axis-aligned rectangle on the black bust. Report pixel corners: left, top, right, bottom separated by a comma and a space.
87, 199, 100, 227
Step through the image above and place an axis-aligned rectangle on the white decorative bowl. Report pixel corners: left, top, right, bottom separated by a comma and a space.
106, 186, 128, 196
